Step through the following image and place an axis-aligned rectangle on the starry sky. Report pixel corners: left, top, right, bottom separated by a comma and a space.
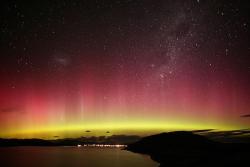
0, 0, 250, 138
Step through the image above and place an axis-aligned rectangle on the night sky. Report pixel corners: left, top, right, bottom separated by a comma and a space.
1, 0, 250, 138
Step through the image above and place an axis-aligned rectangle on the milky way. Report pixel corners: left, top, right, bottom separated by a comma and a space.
0, 0, 250, 138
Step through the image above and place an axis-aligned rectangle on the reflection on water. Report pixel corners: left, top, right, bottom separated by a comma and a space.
0, 147, 158, 167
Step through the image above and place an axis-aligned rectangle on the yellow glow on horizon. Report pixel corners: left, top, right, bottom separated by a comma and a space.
0, 119, 241, 139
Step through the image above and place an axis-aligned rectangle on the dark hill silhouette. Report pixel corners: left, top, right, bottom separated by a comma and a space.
0, 135, 141, 147
126, 131, 250, 167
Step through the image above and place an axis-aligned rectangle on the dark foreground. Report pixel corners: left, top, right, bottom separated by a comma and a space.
126, 131, 250, 167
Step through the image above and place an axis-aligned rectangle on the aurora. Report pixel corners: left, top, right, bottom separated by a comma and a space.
0, 0, 250, 139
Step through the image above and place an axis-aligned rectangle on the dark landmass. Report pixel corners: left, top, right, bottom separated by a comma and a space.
0, 135, 141, 147
126, 131, 250, 167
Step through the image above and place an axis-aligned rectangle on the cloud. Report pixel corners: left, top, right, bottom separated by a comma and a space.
78, 135, 141, 144
0, 107, 24, 113
241, 114, 250, 118
202, 129, 250, 140
191, 129, 214, 133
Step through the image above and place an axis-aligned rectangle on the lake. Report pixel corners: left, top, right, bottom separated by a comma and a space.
0, 147, 159, 167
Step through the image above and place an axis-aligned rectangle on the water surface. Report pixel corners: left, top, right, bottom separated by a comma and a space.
0, 147, 158, 167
